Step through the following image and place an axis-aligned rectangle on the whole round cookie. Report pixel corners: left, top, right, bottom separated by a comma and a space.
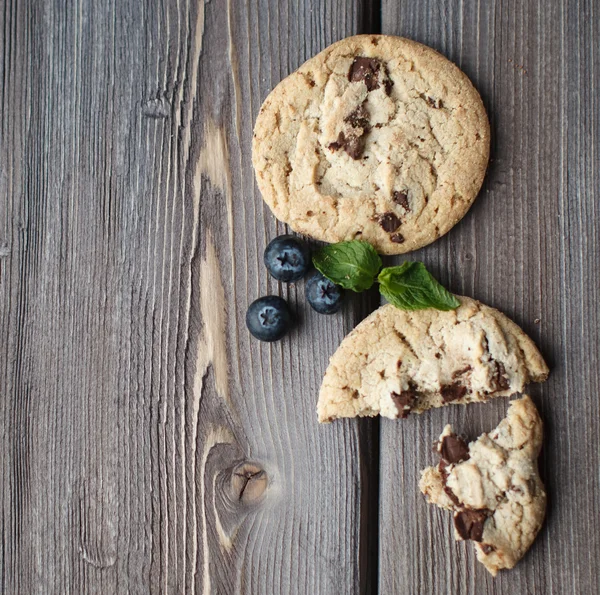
252, 35, 490, 254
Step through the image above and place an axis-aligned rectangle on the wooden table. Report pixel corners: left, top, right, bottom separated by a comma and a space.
1, 0, 598, 593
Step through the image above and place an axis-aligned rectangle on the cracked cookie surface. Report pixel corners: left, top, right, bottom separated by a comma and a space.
419, 396, 546, 576
252, 35, 490, 254
317, 297, 548, 422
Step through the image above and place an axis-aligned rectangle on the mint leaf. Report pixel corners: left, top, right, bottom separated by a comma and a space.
378, 262, 460, 311
313, 241, 382, 292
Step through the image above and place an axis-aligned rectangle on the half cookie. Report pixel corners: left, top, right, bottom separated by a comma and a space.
317, 297, 548, 422
419, 396, 546, 575
252, 34, 490, 254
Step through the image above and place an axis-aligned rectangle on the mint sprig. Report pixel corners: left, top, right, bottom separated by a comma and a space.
312, 240, 382, 292
378, 262, 460, 311
312, 241, 460, 311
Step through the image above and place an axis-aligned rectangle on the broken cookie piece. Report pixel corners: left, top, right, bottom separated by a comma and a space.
419, 396, 546, 576
317, 296, 548, 422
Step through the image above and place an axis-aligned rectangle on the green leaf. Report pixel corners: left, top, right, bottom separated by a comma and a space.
377, 262, 460, 311
312, 240, 382, 292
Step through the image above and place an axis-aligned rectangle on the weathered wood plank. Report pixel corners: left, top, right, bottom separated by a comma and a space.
0, 1, 378, 593
379, 0, 599, 593
192, 1, 382, 592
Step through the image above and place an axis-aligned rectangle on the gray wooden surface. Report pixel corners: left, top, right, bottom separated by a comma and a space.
0, 0, 598, 594
380, 1, 600, 593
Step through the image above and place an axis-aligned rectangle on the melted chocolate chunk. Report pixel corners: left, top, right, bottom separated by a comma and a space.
440, 383, 467, 403
390, 233, 405, 244
438, 461, 462, 505
443, 484, 461, 506
328, 132, 344, 151
348, 57, 392, 94
343, 136, 365, 160
378, 212, 401, 232
392, 190, 410, 211
348, 57, 383, 91
391, 388, 417, 419
438, 458, 449, 474
330, 103, 371, 159
440, 434, 470, 464
328, 131, 365, 160
454, 510, 488, 542
452, 365, 472, 379
493, 361, 510, 391
344, 104, 370, 130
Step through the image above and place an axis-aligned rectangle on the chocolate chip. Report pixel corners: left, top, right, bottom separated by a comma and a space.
392, 190, 410, 211
378, 212, 401, 232
328, 131, 365, 160
454, 510, 488, 542
438, 458, 449, 474
348, 57, 393, 94
443, 484, 461, 506
390, 233, 405, 244
421, 94, 443, 109
391, 388, 417, 419
344, 136, 365, 160
329, 103, 371, 159
328, 132, 344, 151
438, 462, 462, 505
481, 544, 495, 555
440, 383, 467, 403
440, 434, 470, 464
493, 361, 510, 391
348, 57, 383, 91
344, 104, 370, 130
452, 365, 472, 379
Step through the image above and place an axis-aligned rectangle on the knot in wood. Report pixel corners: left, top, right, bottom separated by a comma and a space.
230, 463, 268, 505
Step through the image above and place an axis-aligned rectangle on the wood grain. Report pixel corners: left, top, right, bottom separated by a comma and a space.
379, 0, 600, 593
0, 0, 378, 593
2, 0, 599, 593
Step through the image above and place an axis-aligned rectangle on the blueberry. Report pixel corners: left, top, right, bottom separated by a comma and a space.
246, 296, 293, 342
305, 272, 344, 314
264, 235, 311, 282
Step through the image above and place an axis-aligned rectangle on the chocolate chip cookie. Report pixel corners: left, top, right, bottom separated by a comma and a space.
252, 35, 490, 254
317, 297, 548, 422
419, 396, 546, 575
